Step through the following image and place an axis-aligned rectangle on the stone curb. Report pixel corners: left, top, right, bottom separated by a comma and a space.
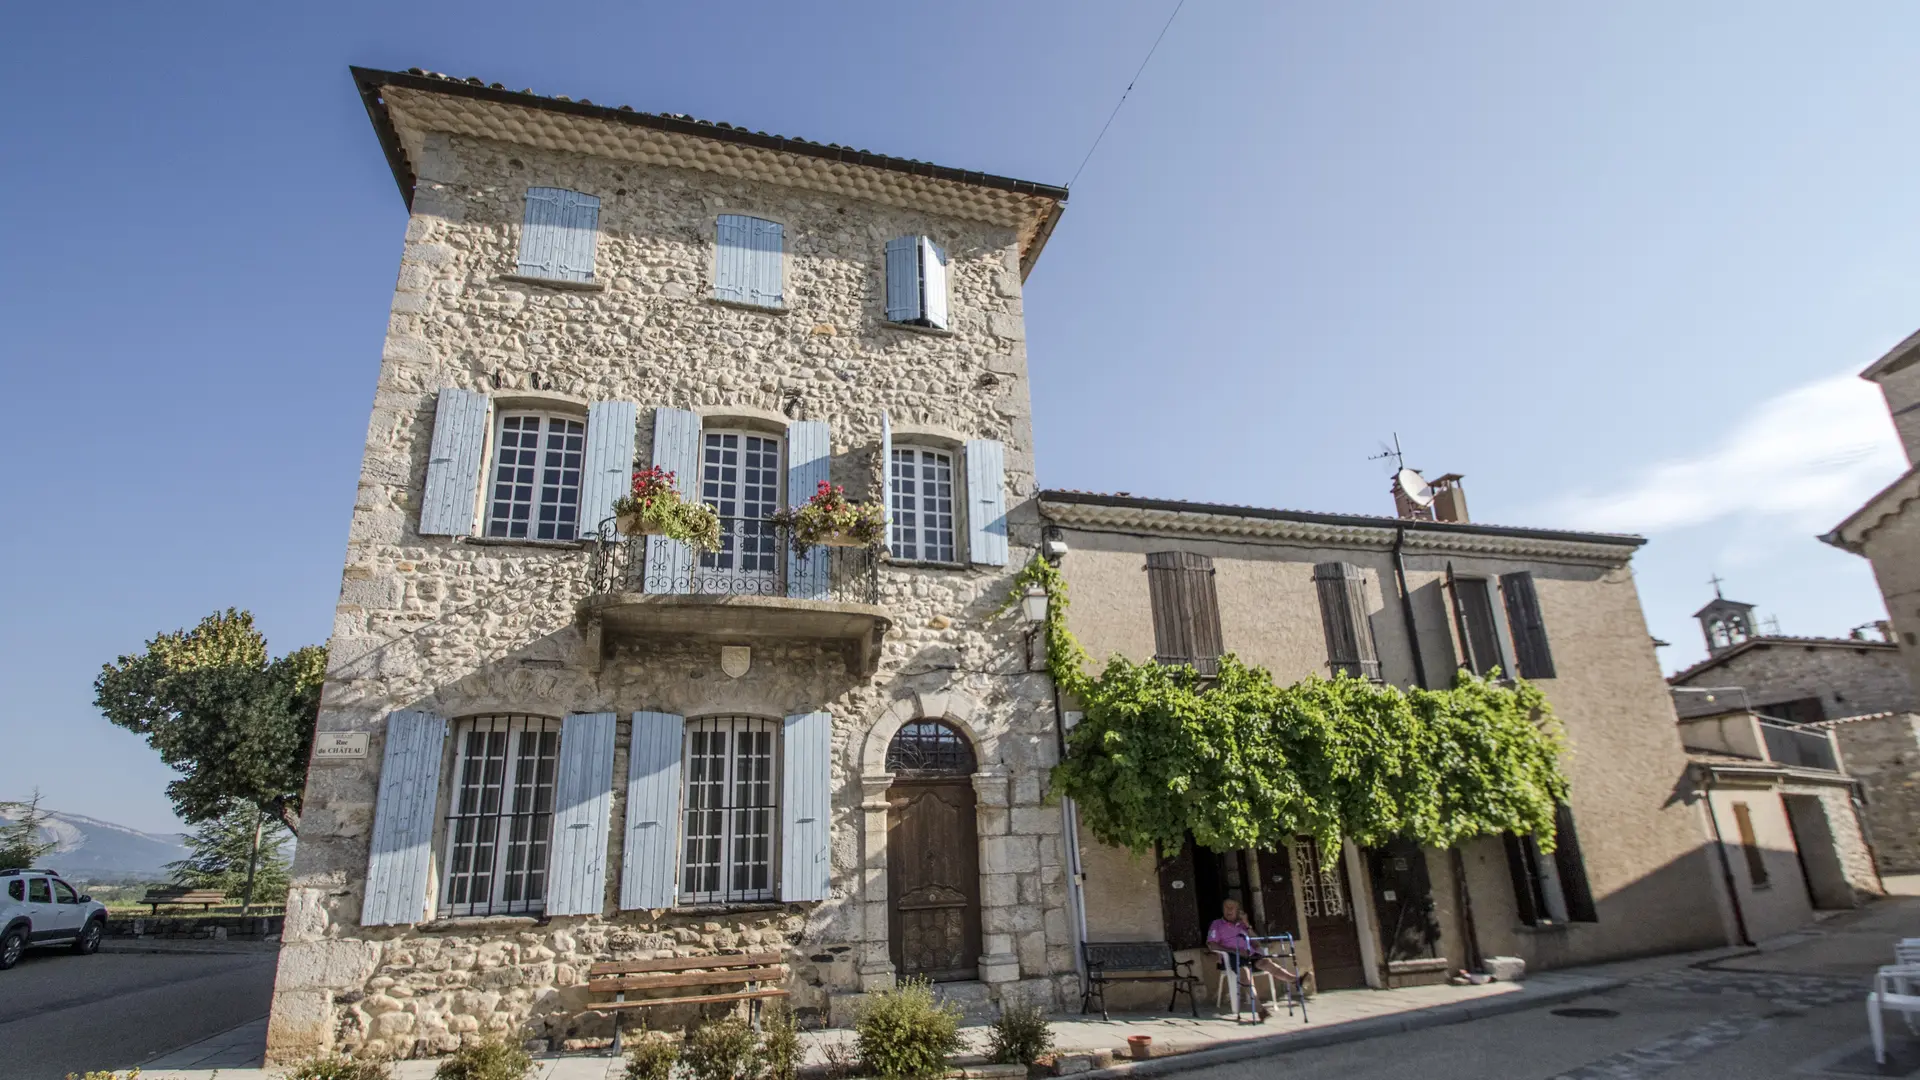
102, 938, 281, 956
1069, 977, 1624, 1080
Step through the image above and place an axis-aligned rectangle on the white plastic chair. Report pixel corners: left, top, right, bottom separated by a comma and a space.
1897, 939, 1920, 966
1869, 966, 1920, 1065
1211, 948, 1277, 1018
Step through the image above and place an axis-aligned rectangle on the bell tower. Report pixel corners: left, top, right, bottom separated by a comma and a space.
1694, 576, 1757, 655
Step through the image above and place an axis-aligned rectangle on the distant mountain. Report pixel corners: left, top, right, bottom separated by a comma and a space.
0, 808, 190, 882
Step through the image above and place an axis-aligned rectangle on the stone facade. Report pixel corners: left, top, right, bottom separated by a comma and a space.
1823, 711, 1920, 874
269, 71, 1070, 1061
1668, 637, 1916, 722
1042, 492, 1733, 989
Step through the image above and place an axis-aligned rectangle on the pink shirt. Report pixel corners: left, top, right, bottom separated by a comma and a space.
1207, 918, 1256, 955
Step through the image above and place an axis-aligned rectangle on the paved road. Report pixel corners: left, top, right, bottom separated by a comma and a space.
0, 945, 277, 1080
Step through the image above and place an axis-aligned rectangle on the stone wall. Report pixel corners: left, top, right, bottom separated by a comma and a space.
270, 115, 1067, 1062
108, 914, 285, 940
1828, 712, 1920, 874
1671, 640, 1916, 721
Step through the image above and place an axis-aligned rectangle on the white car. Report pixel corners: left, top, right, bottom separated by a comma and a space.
0, 868, 108, 968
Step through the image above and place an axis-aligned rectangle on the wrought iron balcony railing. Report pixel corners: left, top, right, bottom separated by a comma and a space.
585, 515, 881, 605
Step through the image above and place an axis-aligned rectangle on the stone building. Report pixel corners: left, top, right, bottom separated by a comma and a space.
1039, 488, 1733, 997
268, 67, 1073, 1061
1818, 712, 1920, 876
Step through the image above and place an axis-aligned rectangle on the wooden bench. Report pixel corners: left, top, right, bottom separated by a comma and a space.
141, 888, 227, 914
587, 952, 791, 1048
1080, 941, 1198, 1020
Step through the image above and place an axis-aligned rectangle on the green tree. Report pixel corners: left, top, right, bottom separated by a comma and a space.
167, 802, 291, 913
0, 790, 58, 872
94, 608, 326, 833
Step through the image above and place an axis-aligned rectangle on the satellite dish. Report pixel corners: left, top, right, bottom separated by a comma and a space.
1396, 468, 1435, 508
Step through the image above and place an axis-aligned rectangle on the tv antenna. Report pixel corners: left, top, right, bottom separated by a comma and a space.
1370, 433, 1408, 474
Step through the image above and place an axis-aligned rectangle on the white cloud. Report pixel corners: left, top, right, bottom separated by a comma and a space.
1541, 370, 1906, 535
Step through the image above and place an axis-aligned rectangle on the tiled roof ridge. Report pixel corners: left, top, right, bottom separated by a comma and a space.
1813, 710, 1911, 728
1667, 634, 1898, 684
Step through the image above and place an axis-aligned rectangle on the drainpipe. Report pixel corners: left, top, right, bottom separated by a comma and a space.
1697, 768, 1753, 947
1048, 630, 1091, 986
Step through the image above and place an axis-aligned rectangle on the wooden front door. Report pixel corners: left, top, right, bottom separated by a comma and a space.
887, 779, 981, 982
1294, 838, 1367, 990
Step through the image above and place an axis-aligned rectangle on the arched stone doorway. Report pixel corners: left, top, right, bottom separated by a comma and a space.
885, 720, 981, 982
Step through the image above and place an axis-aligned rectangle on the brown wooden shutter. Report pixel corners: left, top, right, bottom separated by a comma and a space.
1502, 833, 1542, 927
1313, 562, 1382, 680
1254, 847, 1300, 938
1551, 802, 1597, 922
1731, 802, 1769, 886
1499, 572, 1556, 679
1146, 551, 1224, 675
1156, 836, 1205, 950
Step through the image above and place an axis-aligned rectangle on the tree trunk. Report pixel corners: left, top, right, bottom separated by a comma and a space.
272, 795, 301, 837
240, 808, 264, 916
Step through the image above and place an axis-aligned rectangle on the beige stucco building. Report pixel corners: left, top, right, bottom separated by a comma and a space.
268, 67, 1074, 1061
1039, 490, 1735, 996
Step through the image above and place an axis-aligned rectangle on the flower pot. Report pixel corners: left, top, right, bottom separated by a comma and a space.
615, 511, 658, 536
1126, 1036, 1152, 1060
816, 528, 873, 549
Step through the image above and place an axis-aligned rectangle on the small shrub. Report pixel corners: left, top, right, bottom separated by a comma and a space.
433, 1036, 533, 1080
759, 1007, 802, 1080
855, 978, 964, 1080
66, 1072, 140, 1080
623, 1032, 680, 1080
819, 1038, 859, 1080
681, 1016, 762, 1080
986, 1002, 1054, 1067
283, 1054, 392, 1080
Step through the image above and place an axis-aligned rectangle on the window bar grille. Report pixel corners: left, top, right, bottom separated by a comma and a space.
442, 715, 560, 916
681, 716, 779, 905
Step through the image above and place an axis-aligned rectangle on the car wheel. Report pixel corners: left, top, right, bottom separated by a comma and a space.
71, 918, 104, 955
0, 927, 25, 970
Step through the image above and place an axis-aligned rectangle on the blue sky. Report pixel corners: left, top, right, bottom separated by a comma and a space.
3, 2, 1915, 830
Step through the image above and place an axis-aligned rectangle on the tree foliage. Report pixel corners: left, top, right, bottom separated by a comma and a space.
168, 802, 292, 911
1019, 558, 1569, 858
94, 609, 326, 833
0, 790, 58, 872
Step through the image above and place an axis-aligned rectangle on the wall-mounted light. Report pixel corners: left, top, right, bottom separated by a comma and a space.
1020, 584, 1050, 625
1041, 526, 1069, 561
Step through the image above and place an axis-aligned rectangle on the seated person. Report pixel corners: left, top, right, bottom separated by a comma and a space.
1207, 898, 1300, 1006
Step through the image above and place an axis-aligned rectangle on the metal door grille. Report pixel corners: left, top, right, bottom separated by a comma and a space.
681, 716, 779, 904
443, 714, 561, 915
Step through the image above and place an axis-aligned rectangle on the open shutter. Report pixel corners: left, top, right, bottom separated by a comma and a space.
965, 439, 1009, 566
1503, 834, 1542, 927
1551, 802, 1597, 922
715, 215, 749, 303
787, 420, 832, 601
555, 190, 600, 282
1500, 572, 1556, 679
880, 411, 894, 534
419, 388, 489, 537
622, 711, 684, 910
1313, 562, 1381, 680
920, 237, 949, 330
1255, 846, 1300, 938
753, 218, 784, 307
644, 408, 702, 594
780, 710, 832, 902
1146, 552, 1224, 674
1156, 835, 1204, 950
361, 710, 447, 926
885, 237, 921, 323
581, 401, 637, 539
518, 187, 565, 278
546, 712, 617, 916
1443, 563, 1476, 675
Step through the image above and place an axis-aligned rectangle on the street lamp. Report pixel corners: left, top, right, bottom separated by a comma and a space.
1020, 584, 1050, 625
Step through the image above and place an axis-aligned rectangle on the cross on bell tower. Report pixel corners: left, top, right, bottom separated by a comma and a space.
1694, 576, 1756, 655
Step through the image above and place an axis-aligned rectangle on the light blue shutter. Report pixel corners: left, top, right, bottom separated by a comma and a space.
885, 236, 921, 323
965, 439, 1009, 566
752, 218, 784, 307
555, 190, 600, 282
645, 408, 703, 594
880, 411, 894, 536
622, 711, 684, 910
361, 710, 446, 926
787, 420, 831, 601
581, 401, 637, 539
780, 710, 832, 902
546, 712, 616, 916
419, 388, 489, 537
518, 187, 565, 278
919, 238, 949, 330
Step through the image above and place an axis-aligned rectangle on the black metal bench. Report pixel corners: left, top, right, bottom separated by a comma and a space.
1080, 941, 1198, 1020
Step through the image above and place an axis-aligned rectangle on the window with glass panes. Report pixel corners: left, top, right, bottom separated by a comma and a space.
442, 715, 561, 915
680, 716, 779, 903
486, 413, 586, 541
889, 446, 956, 562
697, 432, 782, 593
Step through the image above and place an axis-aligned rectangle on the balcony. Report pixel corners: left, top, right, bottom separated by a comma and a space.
580, 516, 889, 676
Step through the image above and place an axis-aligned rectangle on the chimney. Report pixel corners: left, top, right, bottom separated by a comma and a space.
1429, 474, 1468, 523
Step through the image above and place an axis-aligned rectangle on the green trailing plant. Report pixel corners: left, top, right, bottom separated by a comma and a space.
759, 1006, 802, 1080
986, 1001, 1054, 1067
282, 1053, 393, 1080
433, 1036, 533, 1080
622, 1032, 680, 1080
854, 978, 964, 1080
612, 466, 723, 552
1023, 557, 1568, 858
681, 1016, 762, 1080
769, 481, 885, 555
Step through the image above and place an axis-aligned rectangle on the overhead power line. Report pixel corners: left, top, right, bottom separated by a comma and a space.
1068, 0, 1187, 189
